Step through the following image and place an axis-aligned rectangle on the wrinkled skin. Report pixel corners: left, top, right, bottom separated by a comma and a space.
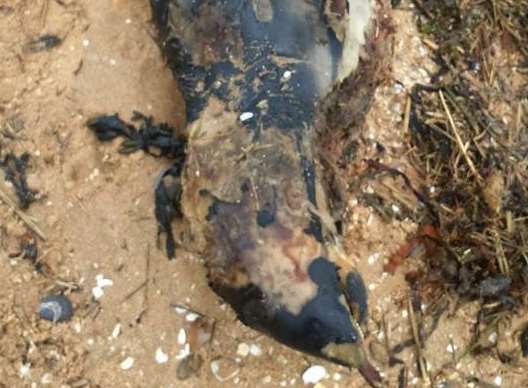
150, 0, 383, 384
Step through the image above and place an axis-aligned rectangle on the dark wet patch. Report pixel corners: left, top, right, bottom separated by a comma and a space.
26, 34, 62, 53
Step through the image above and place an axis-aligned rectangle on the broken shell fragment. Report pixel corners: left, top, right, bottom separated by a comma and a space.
38, 295, 74, 323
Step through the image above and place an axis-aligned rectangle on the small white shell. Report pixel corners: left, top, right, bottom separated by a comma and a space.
302, 365, 327, 385
120, 357, 134, 370
155, 348, 169, 364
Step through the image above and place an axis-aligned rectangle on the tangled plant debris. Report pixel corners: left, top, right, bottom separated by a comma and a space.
399, 0, 528, 368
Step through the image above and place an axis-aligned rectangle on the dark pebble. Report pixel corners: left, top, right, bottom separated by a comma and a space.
38, 295, 74, 323
177, 353, 203, 380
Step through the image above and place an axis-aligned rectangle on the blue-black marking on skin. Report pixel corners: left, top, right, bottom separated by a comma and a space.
345, 271, 369, 324
238, 2, 323, 131
300, 156, 317, 206
213, 257, 360, 358
150, 0, 170, 35
157, 0, 345, 133
204, 61, 241, 101
238, 60, 317, 131
164, 37, 208, 122
240, 0, 324, 60
256, 208, 275, 227
270, 257, 360, 351
304, 213, 324, 243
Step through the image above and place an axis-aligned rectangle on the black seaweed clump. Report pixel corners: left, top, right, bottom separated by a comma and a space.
87, 112, 186, 258
87, 111, 185, 158
0, 153, 38, 209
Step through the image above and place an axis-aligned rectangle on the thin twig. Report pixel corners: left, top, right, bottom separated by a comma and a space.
403, 94, 412, 133
438, 90, 482, 183
407, 296, 431, 386
0, 185, 46, 240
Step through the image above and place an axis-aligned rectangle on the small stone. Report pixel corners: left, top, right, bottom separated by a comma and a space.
302, 365, 327, 385
210, 358, 239, 382
92, 274, 113, 299
236, 343, 250, 357
112, 323, 121, 338
446, 343, 457, 353
367, 253, 379, 265
41, 373, 52, 385
488, 332, 497, 343
239, 112, 254, 122
177, 354, 203, 380
92, 287, 104, 300
249, 344, 262, 357
155, 347, 169, 364
176, 343, 191, 360
19, 363, 31, 378
38, 295, 74, 323
174, 306, 187, 314
96, 274, 113, 288
185, 312, 201, 322
178, 328, 187, 345
120, 357, 134, 370
494, 376, 502, 386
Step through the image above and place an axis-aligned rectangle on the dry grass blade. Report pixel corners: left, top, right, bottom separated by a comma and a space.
438, 90, 482, 183
407, 296, 430, 386
0, 183, 46, 240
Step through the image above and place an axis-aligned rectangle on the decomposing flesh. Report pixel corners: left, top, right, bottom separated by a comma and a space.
150, 0, 387, 383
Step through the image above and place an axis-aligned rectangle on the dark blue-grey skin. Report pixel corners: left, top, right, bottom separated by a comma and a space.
151, 0, 380, 384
